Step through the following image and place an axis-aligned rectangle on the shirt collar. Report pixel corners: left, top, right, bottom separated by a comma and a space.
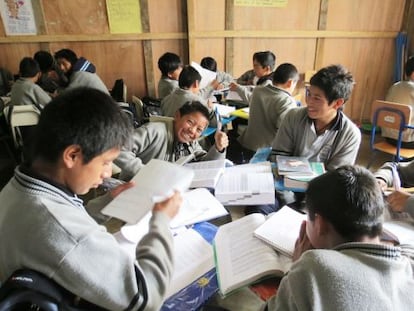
20, 164, 76, 197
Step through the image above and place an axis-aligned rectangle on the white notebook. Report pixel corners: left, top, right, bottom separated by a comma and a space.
254, 205, 307, 257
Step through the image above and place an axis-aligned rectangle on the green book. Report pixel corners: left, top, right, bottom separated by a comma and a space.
283, 162, 325, 190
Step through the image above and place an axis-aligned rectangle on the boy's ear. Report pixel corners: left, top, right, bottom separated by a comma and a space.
331, 98, 345, 110
314, 214, 330, 237
62, 145, 82, 168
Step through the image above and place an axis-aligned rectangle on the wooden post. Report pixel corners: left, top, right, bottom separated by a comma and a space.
225, 0, 234, 75
140, 0, 155, 98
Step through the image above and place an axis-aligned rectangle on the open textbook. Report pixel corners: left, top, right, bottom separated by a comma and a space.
102, 159, 194, 223
184, 159, 226, 188
114, 226, 214, 299
214, 162, 275, 205
214, 213, 292, 296
254, 205, 307, 257
115, 188, 228, 242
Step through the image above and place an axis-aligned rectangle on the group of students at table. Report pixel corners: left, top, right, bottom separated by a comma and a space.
0, 48, 413, 310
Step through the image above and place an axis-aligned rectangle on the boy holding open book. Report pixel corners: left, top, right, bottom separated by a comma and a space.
266, 165, 414, 310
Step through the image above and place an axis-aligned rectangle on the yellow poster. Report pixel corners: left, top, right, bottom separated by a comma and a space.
106, 0, 142, 34
234, 0, 288, 7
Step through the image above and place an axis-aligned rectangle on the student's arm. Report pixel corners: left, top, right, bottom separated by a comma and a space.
34, 84, 52, 108
114, 125, 155, 181
270, 109, 297, 159
56, 194, 180, 311
237, 69, 255, 85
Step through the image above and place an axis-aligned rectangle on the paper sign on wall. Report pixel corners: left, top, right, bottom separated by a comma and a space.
0, 0, 37, 35
106, 0, 142, 34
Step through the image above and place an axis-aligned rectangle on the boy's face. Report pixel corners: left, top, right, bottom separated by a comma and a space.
174, 111, 209, 143
66, 147, 119, 195
253, 60, 270, 78
306, 85, 343, 121
56, 57, 72, 74
168, 66, 183, 81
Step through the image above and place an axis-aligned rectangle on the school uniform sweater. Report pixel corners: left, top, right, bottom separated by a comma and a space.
10, 78, 51, 109
115, 118, 225, 181
158, 77, 179, 99
375, 160, 414, 218
238, 84, 297, 151
0, 167, 174, 311
161, 88, 208, 117
66, 71, 109, 94
271, 107, 361, 171
267, 242, 414, 311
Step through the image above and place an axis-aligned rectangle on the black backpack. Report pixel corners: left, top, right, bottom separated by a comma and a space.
141, 96, 162, 119
0, 270, 107, 311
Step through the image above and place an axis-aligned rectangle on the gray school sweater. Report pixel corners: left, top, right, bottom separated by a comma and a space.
0, 167, 174, 311
10, 78, 51, 108
238, 84, 297, 151
375, 160, 414, 218
267, 243, 414, 311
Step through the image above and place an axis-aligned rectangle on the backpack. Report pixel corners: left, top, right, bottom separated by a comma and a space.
0, 269, 107, 311
141, 96, 162, 119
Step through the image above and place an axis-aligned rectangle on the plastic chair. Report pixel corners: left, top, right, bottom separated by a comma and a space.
4, 105, 41, 150
367, 100, 414, 168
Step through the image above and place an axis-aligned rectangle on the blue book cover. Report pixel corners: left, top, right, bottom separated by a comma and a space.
161, 222, 219, 311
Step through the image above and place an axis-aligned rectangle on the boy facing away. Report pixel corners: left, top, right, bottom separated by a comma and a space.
10, 57, 51, 109
266, 165, 414, 310
0, 88, 182, 310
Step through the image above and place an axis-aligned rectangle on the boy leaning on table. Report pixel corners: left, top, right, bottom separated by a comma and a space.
0, 87, 182, 311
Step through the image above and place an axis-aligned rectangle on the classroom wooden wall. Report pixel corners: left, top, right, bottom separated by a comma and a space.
0, 0, 411, 123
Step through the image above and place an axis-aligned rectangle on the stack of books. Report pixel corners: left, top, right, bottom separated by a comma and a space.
276, 155, 325, 190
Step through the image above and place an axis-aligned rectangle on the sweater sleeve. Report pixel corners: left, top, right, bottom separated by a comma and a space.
54, 211, 173, 311
115, 126, 153, 181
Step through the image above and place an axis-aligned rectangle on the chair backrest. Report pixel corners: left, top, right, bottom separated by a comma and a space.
5, 105, 41, 149
131, 95, 144, 123
371, 99, 412, 130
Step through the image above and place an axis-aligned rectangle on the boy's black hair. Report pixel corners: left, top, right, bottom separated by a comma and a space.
306, 165, 384, 241
178, 101, 210, 121
33, 51, 54, 73
54, 49, 78, 67
273, 63, 299, 84
253, 51, 276, 71
178, 66, 201, 89
19, 57, 40, 78
310, 64, 354, 104
405, 56, 414, 77
200, 57, 217, 72
158, 52, 182, 76
30, 87, 132, 164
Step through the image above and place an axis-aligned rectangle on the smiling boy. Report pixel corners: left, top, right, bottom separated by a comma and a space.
115, 100, 229, 181
271, 64, 361, 171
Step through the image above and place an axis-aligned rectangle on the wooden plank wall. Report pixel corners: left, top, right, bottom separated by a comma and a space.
0, 0, 408, 122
